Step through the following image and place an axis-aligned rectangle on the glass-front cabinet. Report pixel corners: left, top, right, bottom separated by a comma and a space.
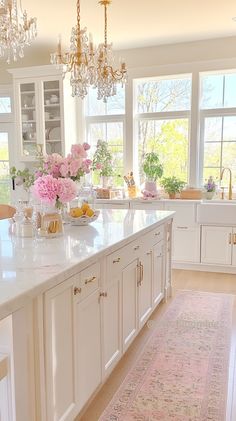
43, 80, 62, 155
20, 82, 39, 158
9, 66, 77, 161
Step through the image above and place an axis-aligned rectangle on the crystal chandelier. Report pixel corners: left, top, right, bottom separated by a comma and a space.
50, 0, 97, 99
95, 0, 127, 102
0, 0, 37, 64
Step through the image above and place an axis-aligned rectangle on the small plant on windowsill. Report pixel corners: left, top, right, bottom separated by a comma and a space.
92, 140, 113, 187
142, 152, 163, 198
204, 176, 216, 200
161, 176, 186, 199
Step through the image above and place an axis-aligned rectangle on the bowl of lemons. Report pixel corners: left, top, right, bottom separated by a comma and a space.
69, 203, 100, 226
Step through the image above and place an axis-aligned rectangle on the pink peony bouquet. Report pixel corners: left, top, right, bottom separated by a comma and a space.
32, 143, 92, 207
33, 175, 77, 208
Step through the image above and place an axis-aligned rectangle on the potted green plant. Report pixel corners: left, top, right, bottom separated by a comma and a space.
161, 176, 186, 199
92, 139, 113, 187
142, 152, 163, 195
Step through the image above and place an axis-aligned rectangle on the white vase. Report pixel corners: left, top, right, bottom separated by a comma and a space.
144, 180, 157, 194
101, 176, 109, 188
205, 191, 214, 200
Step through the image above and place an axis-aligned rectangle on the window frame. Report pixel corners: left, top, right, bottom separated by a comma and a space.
133, 74, 192, 184
199, 107, 236, 185
85, 114, 126, 185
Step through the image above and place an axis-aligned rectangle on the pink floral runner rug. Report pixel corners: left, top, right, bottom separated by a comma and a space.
99, 290, 233, 421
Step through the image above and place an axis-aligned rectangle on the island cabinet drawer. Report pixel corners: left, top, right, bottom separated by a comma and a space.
72, 262, 100, 301
142, 225, 164, 249
106, 239, 144, 278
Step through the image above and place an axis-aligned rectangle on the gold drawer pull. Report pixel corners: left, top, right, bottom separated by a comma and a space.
146, 250, 152, 255
100, 292, 108, 298
74, 287, 81, 295
229, 233, 232, 244
133, 245, 140, 250
113, 257, 121, 264
85, 276, 96, 285
234, 233, 236, 245
155, 232, 160, 236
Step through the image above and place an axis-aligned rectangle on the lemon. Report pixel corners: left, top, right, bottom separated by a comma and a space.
81, 203, 90, 214
70, 207, 83, 218
86, 208, 94, 217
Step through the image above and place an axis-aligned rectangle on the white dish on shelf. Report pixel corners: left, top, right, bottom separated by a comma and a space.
69, 210, 100, 226
48, 126, 61, 140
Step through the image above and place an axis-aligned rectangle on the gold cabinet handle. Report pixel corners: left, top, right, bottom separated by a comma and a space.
137, 262, 142, 286
229, 233, 232, 244
234, 233, 236, 245
133, 245, 140, 250
155, 232, 160, 236
146, 250, 152, 255
113, 257, 121, 264
100, 292, 108, 298
85, 276, 96, 285
74, 287, 81, 295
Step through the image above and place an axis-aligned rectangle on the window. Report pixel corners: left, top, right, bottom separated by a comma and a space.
200, 72, 236, 185
0, 97, 11, 114
85, 85, 125, 187
134, 75, 191, 184
0, 132, 11, 203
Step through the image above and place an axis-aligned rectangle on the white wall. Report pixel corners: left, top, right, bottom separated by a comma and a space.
1, 35, 236, 84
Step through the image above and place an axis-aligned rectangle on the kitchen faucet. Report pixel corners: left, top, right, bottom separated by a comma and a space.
220, 168, 232, 200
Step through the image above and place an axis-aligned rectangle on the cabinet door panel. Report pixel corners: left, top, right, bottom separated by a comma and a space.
122, 260, 138, 352
103, 277, 121, 376
201, 226, 232, 265
138, 252, 152, 328
172, 227, 200, 263
75, 289, 102, 412
153, 241, 164, 307
45, 282, 75, 421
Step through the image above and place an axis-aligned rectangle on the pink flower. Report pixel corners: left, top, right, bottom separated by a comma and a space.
96, 163, 102, 170
83, 142, 90, 151
70, 159, 81, 177
71, 144, 87, 159
33, 175, 59, 205
57, 178, 77, 203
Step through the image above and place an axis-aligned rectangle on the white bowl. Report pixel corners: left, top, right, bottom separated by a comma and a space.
69, 210, 100, 226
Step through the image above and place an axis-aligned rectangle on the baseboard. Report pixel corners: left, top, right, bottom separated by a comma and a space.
172, 261, 236, 274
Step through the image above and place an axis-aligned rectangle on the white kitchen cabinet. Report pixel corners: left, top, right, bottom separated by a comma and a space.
9, 65, 77, 162
102, 276, 121, 377
138, 250, 153, 328
201, 225, 232, 265
122, 259, 138, 352
0, 354, 11, 421
232, 229, 236, 266
44, 279, 76, 421
130, 201, 164, 210
153, 240, 165, 306
165, 203, 200, 263
74, 289, 102, 412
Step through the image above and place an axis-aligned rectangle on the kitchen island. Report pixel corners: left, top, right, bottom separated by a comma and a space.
0, 209, 173, 421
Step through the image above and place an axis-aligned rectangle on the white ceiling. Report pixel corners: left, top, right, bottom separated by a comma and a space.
20, 0, 236, 50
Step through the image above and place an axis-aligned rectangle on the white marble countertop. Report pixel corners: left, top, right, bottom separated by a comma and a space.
0, 209, 174, 321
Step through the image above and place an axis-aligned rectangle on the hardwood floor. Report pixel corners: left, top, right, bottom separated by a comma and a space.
78, 269, 236, 421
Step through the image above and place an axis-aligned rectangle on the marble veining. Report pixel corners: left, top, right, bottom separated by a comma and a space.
0, 209, 173, 320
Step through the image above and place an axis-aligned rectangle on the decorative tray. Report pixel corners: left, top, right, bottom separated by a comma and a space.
68, 210, 100, 226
